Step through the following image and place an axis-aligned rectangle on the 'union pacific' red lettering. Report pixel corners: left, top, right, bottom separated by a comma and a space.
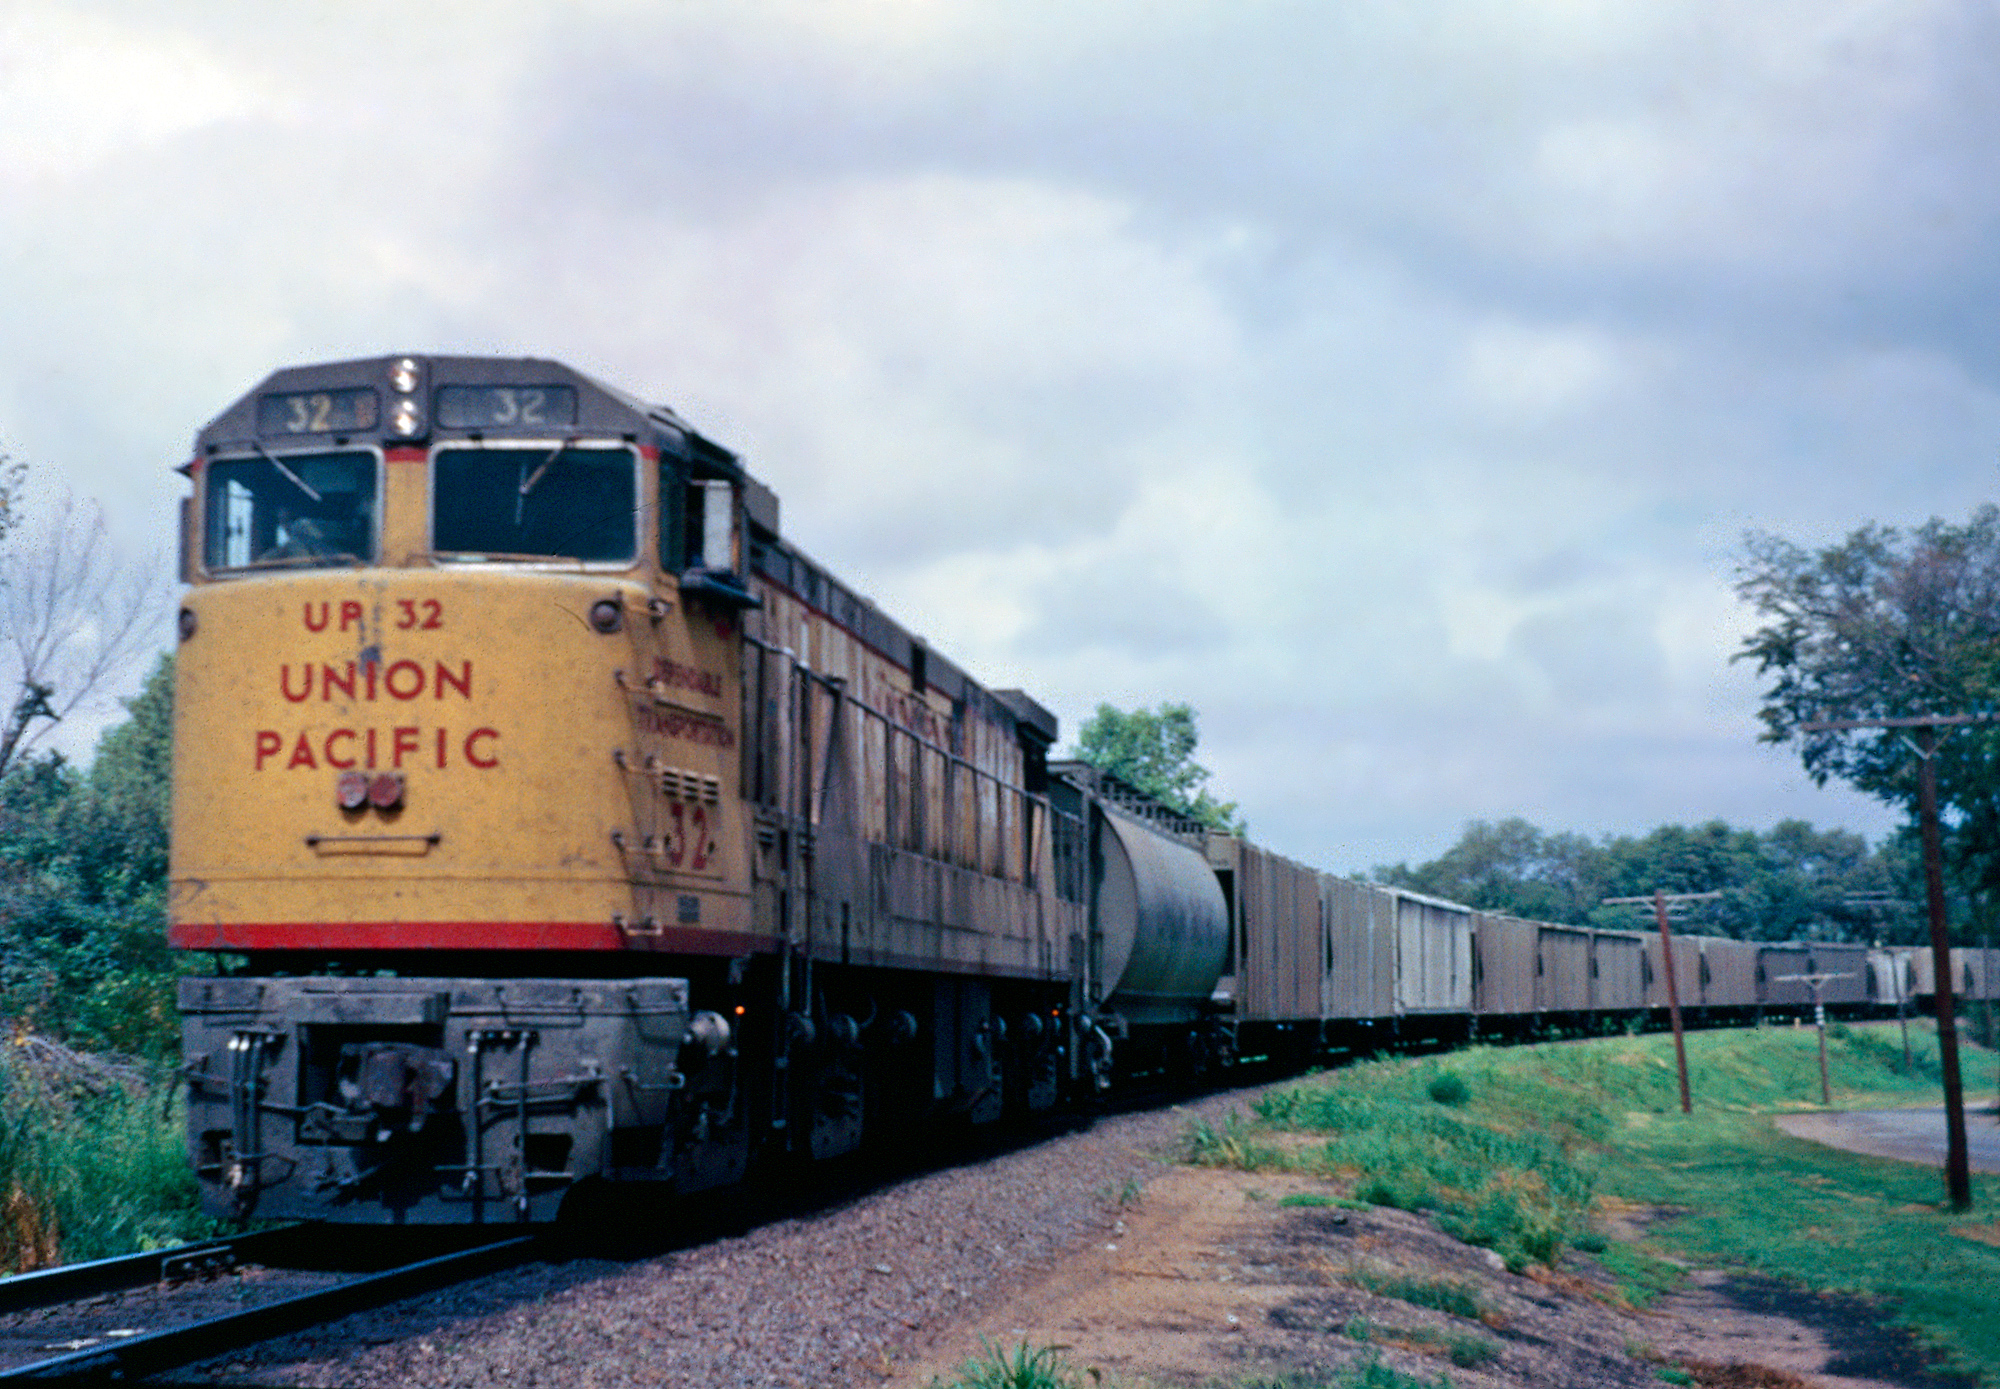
251, 726, 502, 771
384, 661, 424, 700
326, 729, 356, 768
465, 728, 499, 767
275, 660, 474, 702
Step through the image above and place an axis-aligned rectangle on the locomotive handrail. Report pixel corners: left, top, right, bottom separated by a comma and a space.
304, 832, 441, 852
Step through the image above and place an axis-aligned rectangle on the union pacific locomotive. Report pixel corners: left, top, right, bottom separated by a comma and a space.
171, 355, 1997, 1226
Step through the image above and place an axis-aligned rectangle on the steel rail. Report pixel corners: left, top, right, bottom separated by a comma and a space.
0, 1235, 539, 1383
0, 1226, 308, 1317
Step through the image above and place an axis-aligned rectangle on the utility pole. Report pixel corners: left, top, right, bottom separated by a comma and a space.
1603, 889, 1722, 1114
1803, 713, 1990, 1212
1772, 970, 1856, 1105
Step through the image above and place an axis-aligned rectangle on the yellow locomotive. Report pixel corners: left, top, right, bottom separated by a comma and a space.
171, 355, 1238, 1225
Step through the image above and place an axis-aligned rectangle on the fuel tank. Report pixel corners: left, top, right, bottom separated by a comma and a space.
1093, 810, 1229, 1025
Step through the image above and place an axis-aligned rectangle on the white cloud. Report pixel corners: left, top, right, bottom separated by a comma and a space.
0, 8, 266, 188
0, 0, 1984, 868
1461, 320, 1624, 423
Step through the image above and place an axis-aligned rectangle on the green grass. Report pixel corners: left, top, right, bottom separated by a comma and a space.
1240, 1051, 1608, 1270
931, 1341, 1089, 1389
0, 1049, 212, 1271
1341, 1313, 1498, 1368
1200, 1019, 2000, 1385
1231, 1358, 1455, 1389
1588, 1239, 1686, 1310
1346, 1264, 1488, 1321
1278, 1192, 1370, 1211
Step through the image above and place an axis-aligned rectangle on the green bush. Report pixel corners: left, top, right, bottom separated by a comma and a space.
0, 1044, 210, 1271
1425, 1073, 1470, 1107
1185, 1111, 1280, 1170
934, 1341, 1086, 1389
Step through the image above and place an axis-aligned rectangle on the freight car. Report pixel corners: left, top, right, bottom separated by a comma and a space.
168, 355, 1999, 1228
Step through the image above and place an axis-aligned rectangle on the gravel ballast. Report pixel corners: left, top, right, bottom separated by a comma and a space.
164, 1089, 1257, 1387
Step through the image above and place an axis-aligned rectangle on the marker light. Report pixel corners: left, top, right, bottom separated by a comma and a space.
368, 772, 405, 809
589, 599, 623, 634
337, 770, 369, 810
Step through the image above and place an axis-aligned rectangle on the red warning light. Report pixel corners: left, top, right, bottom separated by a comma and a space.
368, 772, 405, 809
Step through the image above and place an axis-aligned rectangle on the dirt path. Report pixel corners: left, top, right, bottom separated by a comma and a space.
883, 1163, 1971, 1389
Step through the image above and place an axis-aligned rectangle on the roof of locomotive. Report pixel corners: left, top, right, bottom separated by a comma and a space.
193, 353, 733, 456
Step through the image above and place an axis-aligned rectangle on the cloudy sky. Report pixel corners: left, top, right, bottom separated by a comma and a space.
4, 1, 1995, 872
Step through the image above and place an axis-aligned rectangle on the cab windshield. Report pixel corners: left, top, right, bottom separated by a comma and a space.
204, 451, 377, 570
431, 444, 637, 564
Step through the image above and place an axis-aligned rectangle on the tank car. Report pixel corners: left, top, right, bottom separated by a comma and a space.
170, 355, 1225, 1225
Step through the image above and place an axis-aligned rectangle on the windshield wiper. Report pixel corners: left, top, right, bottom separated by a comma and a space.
517, 444, 566, 499
514, 443, 566, 526
254, 442, 324, 503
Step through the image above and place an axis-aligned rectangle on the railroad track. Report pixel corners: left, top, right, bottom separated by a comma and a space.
0, 1227, 539, 1383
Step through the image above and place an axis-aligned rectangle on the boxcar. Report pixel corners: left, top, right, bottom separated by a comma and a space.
1805, 943, 1870, 1007
1536, 924, 1593, 1015
1591, 930, 1648, 1012
1324, 876, 1396, 1021
1700, 938, 1760, 1010
1473, 912, 1538, 1020
1390, 888, 1474, 1019
1757, 945, 1813, 1009
1228, 841, 1323, 1025
1643, 932, 1705, 1010
1865, 949, 1913, 1008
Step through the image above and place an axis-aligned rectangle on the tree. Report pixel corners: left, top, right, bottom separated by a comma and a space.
1371, 817, 1602, 923
0, 488, 170, 780
1073, 702, 1244, 833
1374, 816, 1896, 939
1735, 507, 2000, 924
0, 653, 179, 1056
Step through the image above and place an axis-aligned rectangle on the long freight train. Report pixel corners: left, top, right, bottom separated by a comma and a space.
169, 355, 1996, 1225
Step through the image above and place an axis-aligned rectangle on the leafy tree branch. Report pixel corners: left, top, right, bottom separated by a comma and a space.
1072, 702, 1244, 834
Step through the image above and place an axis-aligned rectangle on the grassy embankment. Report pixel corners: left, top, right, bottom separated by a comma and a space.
1180, 1018, 2000, 1385
0, 1037, 209, 1273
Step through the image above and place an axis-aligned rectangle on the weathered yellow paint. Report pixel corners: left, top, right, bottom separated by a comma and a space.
171, 565, 751, 941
